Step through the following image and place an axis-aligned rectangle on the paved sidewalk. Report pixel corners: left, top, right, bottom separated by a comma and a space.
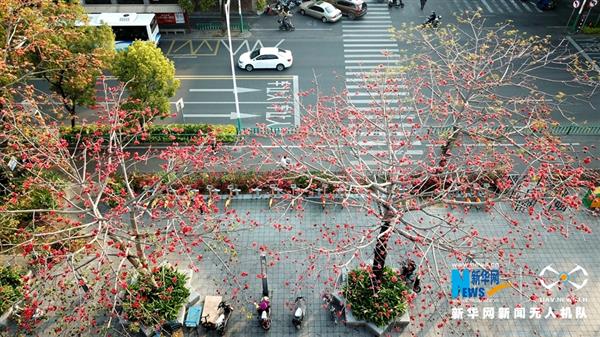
180, 199, 600, 337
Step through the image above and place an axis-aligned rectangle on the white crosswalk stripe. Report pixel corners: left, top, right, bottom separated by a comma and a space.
412, 0, 545, 14
342, 6, 425, 163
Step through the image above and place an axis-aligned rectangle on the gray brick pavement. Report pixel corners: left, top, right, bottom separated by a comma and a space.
178, 199, 600, 337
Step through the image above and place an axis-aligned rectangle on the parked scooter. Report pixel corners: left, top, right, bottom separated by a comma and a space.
422, 11, 441, 28
292, 296, 306, 329
256, 296, 272, 330
400, 259, 422, 293
278, 0, 302, 9
215, 301, 234, 335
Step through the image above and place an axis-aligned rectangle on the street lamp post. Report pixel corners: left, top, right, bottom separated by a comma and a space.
225, 0, 243, 133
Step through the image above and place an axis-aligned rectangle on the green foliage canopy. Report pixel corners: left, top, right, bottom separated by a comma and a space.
112, 41, 180, 115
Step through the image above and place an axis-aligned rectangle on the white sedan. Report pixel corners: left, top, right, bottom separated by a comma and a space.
238, 47, 293, 72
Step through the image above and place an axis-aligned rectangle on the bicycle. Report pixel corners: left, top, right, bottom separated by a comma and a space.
206, 185, 220, 210
315, 184, 328, 210
224, 184, 241, 209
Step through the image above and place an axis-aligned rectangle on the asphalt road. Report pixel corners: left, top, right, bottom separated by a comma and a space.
160, 0, 600, 130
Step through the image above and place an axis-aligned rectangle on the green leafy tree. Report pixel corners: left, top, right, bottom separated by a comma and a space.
199, 0, 218, 12
112, 40, 180, 117
178, 0, 195, 13
35, 23, 115, 127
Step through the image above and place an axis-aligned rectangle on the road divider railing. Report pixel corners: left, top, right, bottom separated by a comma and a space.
196, 22, 250, 32
430, 124, 600, 136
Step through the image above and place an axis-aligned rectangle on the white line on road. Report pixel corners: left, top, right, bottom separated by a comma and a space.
250, 28, 332, 31
344, 21, 392, 25
479, 0, 494, 12
346, 65, 404, 69
184, 112, 259, 119
344, 49, 393, 53
566, 36, 600, 73
344, 54, 397, 57
341, 29, 394, 32
342, 23, 392, 26
348, 99, 401, 103
344, 39, 394, 42
345, 59, 398, 63
495, 0, 512, 13
189, 87, 261, 93
343, 34, 394, 37
176, 101, 277, 104
343, 44, 396, 47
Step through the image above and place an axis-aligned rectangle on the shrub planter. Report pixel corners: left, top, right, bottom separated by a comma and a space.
121, 266, 191, 335
0, 269, 32, 327
339, 267, 411, 336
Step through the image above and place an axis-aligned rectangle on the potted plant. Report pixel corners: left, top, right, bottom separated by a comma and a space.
256, 0, 267, 15
341, 266, 410, 335
121, 266, 190, 333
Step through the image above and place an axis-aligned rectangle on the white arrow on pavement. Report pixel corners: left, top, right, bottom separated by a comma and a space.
184, 112, 258, 119
189, 87, 261, 93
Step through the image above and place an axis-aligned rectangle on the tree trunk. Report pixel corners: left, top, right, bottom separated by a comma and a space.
372, 205, 394, 285
438, 125, 458, 168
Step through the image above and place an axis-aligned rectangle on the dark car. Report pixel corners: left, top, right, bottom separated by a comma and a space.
324, 0, 367, 20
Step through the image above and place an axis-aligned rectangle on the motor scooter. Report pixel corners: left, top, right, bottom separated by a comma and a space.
422, 13, 441, 28
256, 296, 272, 330
215, 301, 234, 335
400, 259, 422, 293
277, 15, 295, 31
201, 296, 234, 335
292, 296, 306, 329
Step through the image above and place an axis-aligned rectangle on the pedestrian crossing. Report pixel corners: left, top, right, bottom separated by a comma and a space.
442, 0, 542, 14
362, 0, 543, 14
342, 3, 425, 166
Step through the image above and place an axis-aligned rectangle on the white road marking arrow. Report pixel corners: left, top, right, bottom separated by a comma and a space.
189, 87, 261, 93
184, 112, 258, 119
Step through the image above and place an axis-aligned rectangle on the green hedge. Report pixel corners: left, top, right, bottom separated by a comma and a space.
582, 26, 600, 34
59, 124, 238, 144
0, 266, 24, 313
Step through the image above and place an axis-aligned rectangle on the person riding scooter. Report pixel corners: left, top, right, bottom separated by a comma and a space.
388, 0, 404, 8
424, 11, 440, 27
255, 296, 272, 330
277, 7, 295, 31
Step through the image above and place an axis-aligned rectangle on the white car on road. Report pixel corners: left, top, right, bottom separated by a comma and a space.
238, 47, 293, 72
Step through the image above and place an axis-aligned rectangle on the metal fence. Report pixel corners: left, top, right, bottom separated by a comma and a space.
428, 125, 600, 136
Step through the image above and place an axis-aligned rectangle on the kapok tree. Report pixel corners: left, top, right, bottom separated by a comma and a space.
254, 11, 597, 312
0, 82, 245, 335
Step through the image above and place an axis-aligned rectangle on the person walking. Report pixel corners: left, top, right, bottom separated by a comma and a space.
420, 0, 427, 10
